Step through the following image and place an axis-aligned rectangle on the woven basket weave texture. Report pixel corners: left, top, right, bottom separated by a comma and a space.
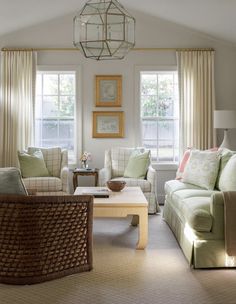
0, 195, 93, 284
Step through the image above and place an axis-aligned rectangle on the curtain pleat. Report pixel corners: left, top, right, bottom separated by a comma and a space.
177, 50, 216, 156
0, 51, 36, 167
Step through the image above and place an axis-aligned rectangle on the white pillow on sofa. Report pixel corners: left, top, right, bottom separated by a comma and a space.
219, 154, 236, 191
182, 150, 220, 190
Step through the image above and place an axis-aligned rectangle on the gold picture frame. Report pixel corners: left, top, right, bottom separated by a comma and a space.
93, 111, 124, 138
95, 75, 122, 107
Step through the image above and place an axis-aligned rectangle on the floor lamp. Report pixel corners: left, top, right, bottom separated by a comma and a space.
214, 110, 236, 149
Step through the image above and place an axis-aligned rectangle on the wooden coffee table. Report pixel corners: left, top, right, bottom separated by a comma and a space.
74, 187, 148, 250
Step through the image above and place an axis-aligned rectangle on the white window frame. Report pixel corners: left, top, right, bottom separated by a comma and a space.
134, 65, 179, 170
36, 65, 82, 166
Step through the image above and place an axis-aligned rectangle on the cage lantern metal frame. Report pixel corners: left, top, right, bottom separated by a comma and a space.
73, 0, 135, 60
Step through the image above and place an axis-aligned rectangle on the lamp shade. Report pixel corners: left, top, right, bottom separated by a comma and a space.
214, 110, 236, 129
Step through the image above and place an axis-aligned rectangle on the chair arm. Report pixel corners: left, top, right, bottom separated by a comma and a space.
147, 166, 157, 194
98, 167, 112, 186
60, 166, 69, 193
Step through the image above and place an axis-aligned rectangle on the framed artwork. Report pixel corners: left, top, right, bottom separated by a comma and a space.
95, 75, 122, 107
93, 111, 124, 138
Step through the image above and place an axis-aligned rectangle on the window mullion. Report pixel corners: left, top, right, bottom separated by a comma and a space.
140, 70, 179, 163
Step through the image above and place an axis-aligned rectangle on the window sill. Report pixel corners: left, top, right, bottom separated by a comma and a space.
152, 162, 178, 171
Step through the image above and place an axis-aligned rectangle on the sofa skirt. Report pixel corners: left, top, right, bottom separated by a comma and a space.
163, 198, 236, 268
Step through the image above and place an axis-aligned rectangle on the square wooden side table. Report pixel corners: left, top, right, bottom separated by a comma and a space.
73, 169, 99, 190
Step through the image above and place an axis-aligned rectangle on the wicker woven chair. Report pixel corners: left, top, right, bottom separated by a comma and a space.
0, 195, 93, 285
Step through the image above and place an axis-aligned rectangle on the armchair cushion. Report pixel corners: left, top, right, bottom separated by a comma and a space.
22, 147, 69, 195
110, 147, 145, 177
124, 151, 150, 179
23, 177, 62, 192
18, 150, 50, 178
28, 147, 62, 177
99, 147, 159, 213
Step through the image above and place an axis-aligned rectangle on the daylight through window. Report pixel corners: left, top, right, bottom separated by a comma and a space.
35, 71, 76, 162
140, 71, 179, 162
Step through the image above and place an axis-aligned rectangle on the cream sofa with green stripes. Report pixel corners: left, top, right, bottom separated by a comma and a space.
163, 148, 236, 268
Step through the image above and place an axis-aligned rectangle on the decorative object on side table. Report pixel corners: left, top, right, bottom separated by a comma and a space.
107, 180, 126, 192
80, 151, 92, 169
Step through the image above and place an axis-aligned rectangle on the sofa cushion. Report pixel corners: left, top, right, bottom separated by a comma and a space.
28, 147, 62, 177
181, 197, 212, 232
165, 180, 203, 199
18, 150, 50, 178
124, 151, 150, 179
111, 177, 151, 192
219, 154, 236, 191
171, 189, 215, 215
182, 150, 220, 190
23, 177, 62, 192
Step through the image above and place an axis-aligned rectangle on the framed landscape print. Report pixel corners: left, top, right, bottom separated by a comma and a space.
93, 111, 124, 138
95, 75, 122, 107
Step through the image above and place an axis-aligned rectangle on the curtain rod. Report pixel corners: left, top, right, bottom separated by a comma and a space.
1, 47, 215, 52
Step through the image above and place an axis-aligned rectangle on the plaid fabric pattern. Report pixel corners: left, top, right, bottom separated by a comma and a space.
98, 147, 160, 214
61, 166, 69, 193
98, 168, 111, 187
109, 147, 145, 177
23, 177, 62, 192
28, 147, 62, 177
22, 147, 69, 195
61, 150, 68, 168
144, 192, 160, 214
147, 166, 157, 193
35, 191, 69, 196
111, 177, 151, 192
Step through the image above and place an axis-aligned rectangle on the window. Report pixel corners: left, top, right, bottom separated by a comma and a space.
35, 69, 77, 163
140, 71, 179, 163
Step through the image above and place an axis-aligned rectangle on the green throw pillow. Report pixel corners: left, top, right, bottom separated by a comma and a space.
124, 151, 150, 179
0, 167, 28, 195
219, 154, 236, 191
215, 148, 236, 190
18, 150, 50, 178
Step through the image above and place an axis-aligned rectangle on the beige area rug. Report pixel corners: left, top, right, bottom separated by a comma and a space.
1, 214, 236, 304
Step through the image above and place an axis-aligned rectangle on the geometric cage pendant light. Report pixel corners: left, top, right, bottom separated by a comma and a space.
73, 0, 135, 60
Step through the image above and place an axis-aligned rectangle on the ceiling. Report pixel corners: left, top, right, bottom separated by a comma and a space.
0, 0, 235, 46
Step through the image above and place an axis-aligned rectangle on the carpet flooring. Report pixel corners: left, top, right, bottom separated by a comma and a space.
1, 214, 236, 304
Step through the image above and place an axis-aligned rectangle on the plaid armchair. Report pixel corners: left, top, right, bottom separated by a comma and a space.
98, 147, 160, 214
22, 147, 69, 195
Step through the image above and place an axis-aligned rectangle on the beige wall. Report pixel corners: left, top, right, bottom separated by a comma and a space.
1, 10, 236, 200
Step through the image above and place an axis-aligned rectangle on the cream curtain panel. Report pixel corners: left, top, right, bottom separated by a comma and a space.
177, 50, 216, 155
0, 51, 36, 167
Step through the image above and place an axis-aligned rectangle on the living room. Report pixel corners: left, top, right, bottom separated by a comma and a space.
1, 0, 236, 303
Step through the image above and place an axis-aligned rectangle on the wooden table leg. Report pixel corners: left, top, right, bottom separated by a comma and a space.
95, 171, 98, 186
131, 215, 139, 226
136, 208, 148, 250
73, 173, 78, 191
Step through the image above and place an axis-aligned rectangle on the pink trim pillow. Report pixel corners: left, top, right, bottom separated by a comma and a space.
176, 147, 218, 180
176, 148, 191, 180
